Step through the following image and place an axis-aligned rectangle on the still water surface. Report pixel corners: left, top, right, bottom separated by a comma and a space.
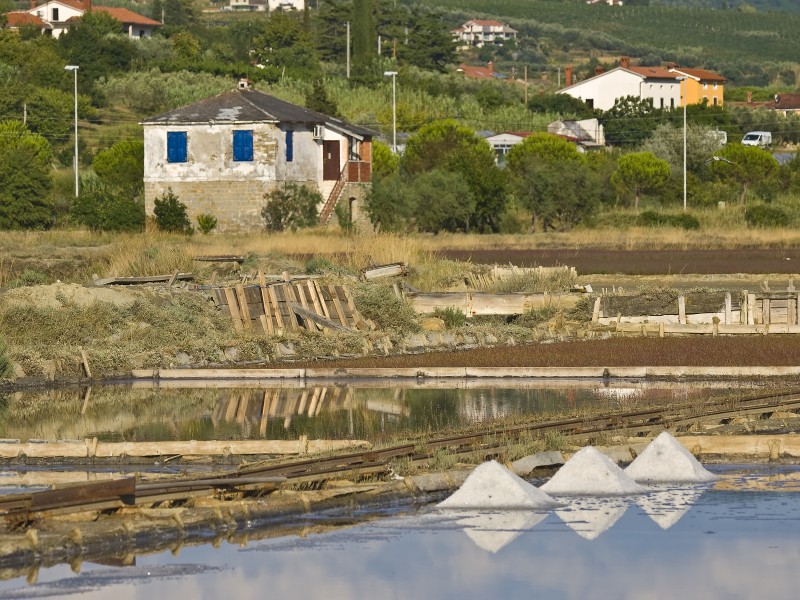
0, 379, 768, 443
1, 465, 799, 599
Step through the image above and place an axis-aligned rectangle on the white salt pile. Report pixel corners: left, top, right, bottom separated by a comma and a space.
437, 460, 559, 509
540, 446, 647, 496
555, 498, 629, 540
636, 487, 706, 530
625, 431, 717, 483
455, 510, 549, 553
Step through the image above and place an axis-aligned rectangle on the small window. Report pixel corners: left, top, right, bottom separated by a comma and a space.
713, 97, 718, 106
660, 98, 664, 109
232, 130, 254, 162
52, 7, 59, 20
348, 138, 360, 161
139, 29, 146, 37
703, 83, 708, 89
167, 131, 188, 163
585, 99, 594, 109
670, 98, 675, 109
713, 82, 718, 90
285, 130, 293, 162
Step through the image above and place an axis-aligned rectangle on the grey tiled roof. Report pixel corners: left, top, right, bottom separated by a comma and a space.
142, 89, 375, 138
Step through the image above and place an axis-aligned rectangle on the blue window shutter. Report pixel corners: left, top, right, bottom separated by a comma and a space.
167, 131, 187, 163
285, 130, 293, 162
233, 130, 253, 162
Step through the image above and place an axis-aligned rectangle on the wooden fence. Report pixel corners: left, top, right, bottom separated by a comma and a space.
211, 273, 374, 334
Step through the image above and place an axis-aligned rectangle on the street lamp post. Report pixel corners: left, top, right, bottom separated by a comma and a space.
65, 65, 79, 198
383, 71, 398, 153
677, 75, 687, 212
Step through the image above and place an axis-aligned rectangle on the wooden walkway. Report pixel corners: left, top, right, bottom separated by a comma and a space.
211, 274, 375, 334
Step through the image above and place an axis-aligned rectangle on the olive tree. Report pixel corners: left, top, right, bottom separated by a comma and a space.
611, 151, 671, 210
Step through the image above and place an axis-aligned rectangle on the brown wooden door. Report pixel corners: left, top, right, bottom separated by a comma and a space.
323, 140, 340, 181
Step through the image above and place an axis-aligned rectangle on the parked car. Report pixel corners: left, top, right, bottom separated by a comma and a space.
741, 131, 772, 148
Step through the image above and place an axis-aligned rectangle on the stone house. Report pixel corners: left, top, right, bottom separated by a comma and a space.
21, 0, 161, 38
141, 83, 374, 232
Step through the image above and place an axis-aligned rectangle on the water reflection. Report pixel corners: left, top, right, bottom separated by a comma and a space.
0, 380, 760, 444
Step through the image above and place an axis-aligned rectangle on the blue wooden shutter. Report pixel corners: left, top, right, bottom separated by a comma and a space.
285, 130, 293, 162
233, 130, 253, 161
167, 131, 187, 163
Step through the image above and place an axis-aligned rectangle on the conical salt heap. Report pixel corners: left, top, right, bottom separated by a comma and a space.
438, 460, 559, 509
625, 431, 717, 483
540, 446, 647, 496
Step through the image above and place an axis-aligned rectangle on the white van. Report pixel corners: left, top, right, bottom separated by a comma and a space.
741, 131, 772, 148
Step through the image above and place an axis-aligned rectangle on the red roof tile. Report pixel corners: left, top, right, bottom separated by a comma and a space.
5, 11, 49, 26
627, 66, 677, 79
94, 7, 161, 26
671, 67, 727, 82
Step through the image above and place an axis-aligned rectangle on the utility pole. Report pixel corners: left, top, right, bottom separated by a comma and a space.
346, 21, 350, 78
524, 66, 528, 104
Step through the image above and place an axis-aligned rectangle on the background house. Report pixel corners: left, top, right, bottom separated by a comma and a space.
547, 118, 605, 149
451, 20, 517, 49
24, 0, 161, 38
668, 66, 726, 107
558, 57, 725, 111
141, 83, 374, 233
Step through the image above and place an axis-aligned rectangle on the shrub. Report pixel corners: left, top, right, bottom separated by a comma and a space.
8, 269, 50, 288
71, 176, 145, 232
432, 306, 466, 328
636, 210, 700, 230
261, 183, 320, 232
154, 188, 193, 234
196, 213, 217, 234
352, 283, 419, 333
744, 204, 790, 228
515, 305, 558, 327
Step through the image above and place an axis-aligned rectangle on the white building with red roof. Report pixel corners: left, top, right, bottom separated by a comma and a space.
22, 0, 161, 38
451, 20, 517, 49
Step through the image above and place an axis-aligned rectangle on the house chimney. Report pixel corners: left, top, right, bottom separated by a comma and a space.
84, 0, 91, 11
594, 65, 604, 76
747, 91, 753, 103
565, 65, 573, 87
667, 61, 677, 69
620, 56, 630, 69
30, 0, 36, 8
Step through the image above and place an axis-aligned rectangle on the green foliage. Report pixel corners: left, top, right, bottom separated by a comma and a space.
507, 134, 600, 231
365, 174, 412, 232
641, 122, 727, 175
637, 210, 701, 230
97, 70, 233, 115
59, 12, 137, 91
70, 175, 145, 232
372, 141, 400, 178
252, 12, 321, 80
612, 152, 671, 210
154, 188, 193, 234
352, 0, 376, 69
402, 119, 506, 232
602, 96, 663, 147
0, 121, 54, 230
411, 169, 473, 233
432, 306, 466, 328
8, 269, 50, 288
528, 93, 597, 118
261, 183, 320, 232
305, 79, 339, 116
334, 201, 353, 233
744, 203, 790, 227
196, 213, 218, 235
163, 0, 200, 27
92, 139, 144, 198
713, 144, 779, 203
352, 283, 419, 333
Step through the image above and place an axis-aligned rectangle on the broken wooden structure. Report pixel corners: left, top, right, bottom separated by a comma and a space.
211, 272, 374, 334
93, 273, 193, 286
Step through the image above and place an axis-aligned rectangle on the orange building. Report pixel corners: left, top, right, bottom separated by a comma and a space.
669, 67, 726, 107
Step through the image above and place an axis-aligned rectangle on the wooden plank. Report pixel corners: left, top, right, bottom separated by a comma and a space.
725, 292, 732, 325
362, 262, 407, 280
342, 286, 370, 331
592, 297, 601, 323
291, 304, 357, 333
259, 391, 269, 436
678, 295, 686, 324
167, 270, 180, 287
747, 293, 756, 325
314, 282, 332, 319
30, 477, 135, 511
276, 285, 298, 331
328, 284, 349, 326
235, 284, 252, 330
257, 271, 274, 335
223, 288, 243, 331
267, 286, 285, 332
307, 280, 325, 316
762, 298, 771, 325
